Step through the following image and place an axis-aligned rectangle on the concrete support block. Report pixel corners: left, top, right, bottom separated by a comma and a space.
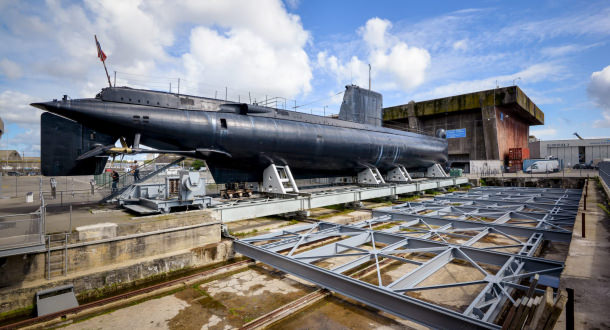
76, 223, 118, 242
481, 105, 500, 160
345, 201, 363, 209
295, 210, 311, 219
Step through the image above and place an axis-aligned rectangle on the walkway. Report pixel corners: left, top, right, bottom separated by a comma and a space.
555, 178, 610, 329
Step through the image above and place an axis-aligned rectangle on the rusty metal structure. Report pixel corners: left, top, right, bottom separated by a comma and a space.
383, 86, 544, 172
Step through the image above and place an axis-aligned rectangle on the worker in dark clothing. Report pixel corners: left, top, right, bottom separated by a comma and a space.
111, 170, 119, 192
132, 161, 141, 181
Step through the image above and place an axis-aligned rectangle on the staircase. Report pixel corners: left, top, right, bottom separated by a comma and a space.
99, 156, 186, 203
46, 233, 68, 280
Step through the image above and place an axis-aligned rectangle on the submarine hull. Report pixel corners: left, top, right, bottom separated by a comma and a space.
33, 87, 447, 183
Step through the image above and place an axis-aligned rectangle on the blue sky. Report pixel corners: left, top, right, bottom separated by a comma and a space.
0, 0, 609, 156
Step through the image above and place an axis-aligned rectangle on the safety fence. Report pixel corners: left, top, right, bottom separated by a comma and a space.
599, 161, 610, 188
0, 196, 46, 257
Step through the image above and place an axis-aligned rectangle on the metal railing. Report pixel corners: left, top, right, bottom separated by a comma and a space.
94, 156, 179, 195
465, 168, 598, 179
113, 71, 339, 118
599, 161, 610, 187
0, 194, 46, 257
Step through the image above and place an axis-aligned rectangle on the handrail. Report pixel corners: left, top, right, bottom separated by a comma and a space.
94, 155, 171, 190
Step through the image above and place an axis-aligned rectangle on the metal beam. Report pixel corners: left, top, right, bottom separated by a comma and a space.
234, 240, 499, 329
214, 177, 468, 222
236, 186, 578, 328
371, 210, 572, 242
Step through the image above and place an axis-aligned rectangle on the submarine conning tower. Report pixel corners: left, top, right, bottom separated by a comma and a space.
339, 85, 382, 127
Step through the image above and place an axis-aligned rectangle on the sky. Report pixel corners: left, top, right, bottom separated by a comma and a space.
0, 0, 609, 156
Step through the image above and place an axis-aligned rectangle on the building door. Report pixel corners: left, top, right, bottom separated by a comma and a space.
578, 146, 585, 164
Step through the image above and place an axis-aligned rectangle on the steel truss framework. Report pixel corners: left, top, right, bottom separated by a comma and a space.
234, 186, 580, 329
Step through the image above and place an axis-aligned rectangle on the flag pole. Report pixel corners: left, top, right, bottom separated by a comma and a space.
95, 35, 112, 87
102, 58, 112, 88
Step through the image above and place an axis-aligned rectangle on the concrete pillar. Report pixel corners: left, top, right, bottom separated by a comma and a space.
481, 105, 500, 160
405, 101, 422, 132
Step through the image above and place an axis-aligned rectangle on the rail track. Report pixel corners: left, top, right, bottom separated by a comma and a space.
0, 259, 253, 330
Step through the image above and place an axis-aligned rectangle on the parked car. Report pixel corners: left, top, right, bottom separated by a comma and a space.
573, 163, 593, 169
525, 160, 560, 173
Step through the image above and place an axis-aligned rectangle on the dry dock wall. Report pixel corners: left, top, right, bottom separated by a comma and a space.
0, 210, 229, 317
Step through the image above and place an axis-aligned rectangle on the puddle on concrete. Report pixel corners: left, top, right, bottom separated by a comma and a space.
268, 295, 410, 330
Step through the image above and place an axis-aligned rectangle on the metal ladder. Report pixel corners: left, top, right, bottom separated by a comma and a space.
46, 233, 69, 280
263, 164, 299, 194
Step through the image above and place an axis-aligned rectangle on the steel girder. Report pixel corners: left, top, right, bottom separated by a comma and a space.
235, 187, 578, 328
236, 221, 565, 329
367, 210, 572, 242
436, 188, 581, 209
235, 238, 497, 329
373, 201, 574, 235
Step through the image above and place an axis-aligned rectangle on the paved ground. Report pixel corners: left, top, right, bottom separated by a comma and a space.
554, 179, 610, 329
63, 294, 189, 330
62, 265, 413, 330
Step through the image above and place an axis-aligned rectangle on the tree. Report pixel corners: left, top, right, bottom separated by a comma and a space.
191, 159, 206, 170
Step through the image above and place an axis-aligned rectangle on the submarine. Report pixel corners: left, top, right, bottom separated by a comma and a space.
31, 84, 448, 184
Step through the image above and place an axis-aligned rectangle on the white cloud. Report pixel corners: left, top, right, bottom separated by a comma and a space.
0, 0, 315, 155
317, 17, 431, 92
9, 128, 40, 155
182, 26, 311, 98
0, 90, 41, 125
284, 0, 300, 10
594, 112, 610, 128
588, 65, 610, 108
0, 58, 22, 79
452, 39, 468, 51
588, 65, 610, 127
497, 7, 610, 43
0, 0, 313, 98
530, 128, 558, 139
412, 63, 566, 101
540, 43, 603, 58
540, 45, 582, 58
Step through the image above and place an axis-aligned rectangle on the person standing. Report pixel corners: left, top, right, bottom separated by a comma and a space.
111, 170, 119, 192
132, 161, 140, 181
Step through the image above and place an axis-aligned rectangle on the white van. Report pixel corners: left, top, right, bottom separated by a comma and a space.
524, 160, 560, 173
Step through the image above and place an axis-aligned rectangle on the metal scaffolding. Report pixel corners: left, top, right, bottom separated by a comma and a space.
234, 186, 580, 329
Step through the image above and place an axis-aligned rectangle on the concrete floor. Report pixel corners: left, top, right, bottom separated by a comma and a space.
554, 180, 610, 329
3, 176, 603, 329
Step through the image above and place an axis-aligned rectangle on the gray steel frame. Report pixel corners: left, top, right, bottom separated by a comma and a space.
235, 186, 579, 329
214, 177, 468, 222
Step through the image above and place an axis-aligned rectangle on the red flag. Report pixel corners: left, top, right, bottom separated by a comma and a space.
95, 35, 107, 62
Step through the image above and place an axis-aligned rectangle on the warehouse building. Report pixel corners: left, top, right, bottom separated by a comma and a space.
383, 86, 544, 173
529, 138, 610, 167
